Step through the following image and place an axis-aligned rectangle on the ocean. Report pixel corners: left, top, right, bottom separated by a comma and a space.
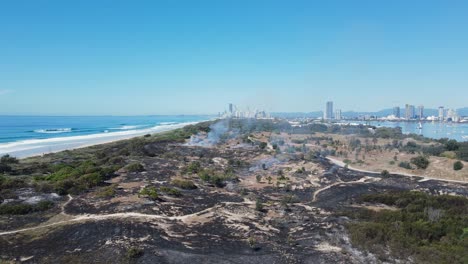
0, 115, 213, 158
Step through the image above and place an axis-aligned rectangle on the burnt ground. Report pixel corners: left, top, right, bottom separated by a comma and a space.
1, 138, 468, 264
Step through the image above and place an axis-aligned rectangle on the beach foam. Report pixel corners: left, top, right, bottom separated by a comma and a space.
33, 128, 73, 134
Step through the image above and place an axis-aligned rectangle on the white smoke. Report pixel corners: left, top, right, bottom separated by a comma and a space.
186, 119, 230, 147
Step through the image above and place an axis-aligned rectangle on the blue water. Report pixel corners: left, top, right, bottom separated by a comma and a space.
0, 115, 213, 158
0, 115, 211, 144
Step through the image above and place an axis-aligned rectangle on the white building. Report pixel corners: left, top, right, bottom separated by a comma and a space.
335, 109, 342, 120
438, 106, 444, 121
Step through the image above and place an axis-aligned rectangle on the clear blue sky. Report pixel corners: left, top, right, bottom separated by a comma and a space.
0, 0, 467, 115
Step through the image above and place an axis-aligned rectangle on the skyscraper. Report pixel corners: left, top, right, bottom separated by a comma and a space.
405, 104, 415, 119
438, 106, 444, 121
324, 101, 333, 120
417, 105, 424, 120
229, 103, 233, 114
393, 107, 400, 118
335, 109, 342, 120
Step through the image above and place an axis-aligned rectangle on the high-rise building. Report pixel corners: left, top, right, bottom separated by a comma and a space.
324, 101, 333, 120
393, 107, 400, 118
417, 105, 424, 120
447, 109, 458, 122
229, 103, 233, 114
335, 109, 342, 120
405, 104, 415, 119
438, 106, 444, 121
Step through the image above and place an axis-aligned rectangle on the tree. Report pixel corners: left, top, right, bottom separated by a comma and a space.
445, 140, 459, 151
453, 161, 464, 171
411, 156, 430, 169
259, 142, 267, 150
381, 170, 390, 177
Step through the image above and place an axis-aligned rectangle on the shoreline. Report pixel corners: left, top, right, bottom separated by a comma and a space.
0, 121, 205, 159
326, 156, 468, 184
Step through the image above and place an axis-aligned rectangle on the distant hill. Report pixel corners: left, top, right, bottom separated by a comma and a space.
272, 107, 468, 119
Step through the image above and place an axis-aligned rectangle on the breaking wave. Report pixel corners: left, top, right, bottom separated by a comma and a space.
33, 128, 73, 134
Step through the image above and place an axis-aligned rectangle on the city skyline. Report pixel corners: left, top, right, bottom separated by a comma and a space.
1, 1, 468, 115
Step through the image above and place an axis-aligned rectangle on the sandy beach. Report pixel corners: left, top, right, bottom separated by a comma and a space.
0, 121, 202, 159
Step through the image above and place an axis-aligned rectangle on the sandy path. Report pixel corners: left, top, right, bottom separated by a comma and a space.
326, 157, 468, 184
0, 197, 248, 237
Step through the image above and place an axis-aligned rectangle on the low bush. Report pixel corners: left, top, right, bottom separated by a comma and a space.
198, 169, 236, 187
0, 201, 54, 215
255, 199, 264, 212
398, 161, 412, 170
453, 161, 464, 171
171, 179, 197, 189
160, 186, 182, 197
185, 161, 201, 174
410, 156, 430, 169
96, 185, 116, 198
139, 186, 159, 200
126, 247, 143, 259
125, 162, 145, 172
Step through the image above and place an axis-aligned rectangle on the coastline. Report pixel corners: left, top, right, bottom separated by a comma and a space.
0, 121, 205, 159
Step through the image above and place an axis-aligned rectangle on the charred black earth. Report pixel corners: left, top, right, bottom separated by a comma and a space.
1, 120, 467, 263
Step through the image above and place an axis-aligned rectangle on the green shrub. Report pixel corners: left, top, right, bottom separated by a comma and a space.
445, 139, 460, 151
171, 179, 197, 189
0, 176, 27, 189
198, 169, 232, 187
96, 185, 116, 198
398, 161, 412, 169
125, 162, 144, 172
259, 142, 267, 149
0, 201, 54, 215
381, 170, 390, 176
160, 186, 182, 197
255, 199, 264, 212
79, 172, 103, 188
126, 247, 143, 258
410, 156, 430, 169
453, 161, 464, 171
255, 175, 262, 182
185, 161, 201, 174
108, 156, 125, 165
139, 186, 158, 200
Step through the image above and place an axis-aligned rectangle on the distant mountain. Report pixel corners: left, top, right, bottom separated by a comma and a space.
272, 107, 468, 119
457, 107, 468, 116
